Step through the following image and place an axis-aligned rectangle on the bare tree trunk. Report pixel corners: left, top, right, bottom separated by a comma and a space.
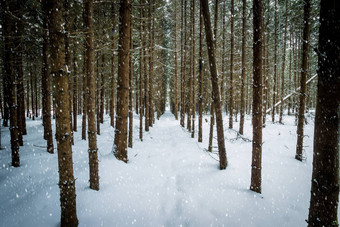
295, 0, 310, 161
239, 0, 247, 135
42, 0, 54, 153
201, 0, 227, 170
229, 0, 234, 129
100, 42, 105, 124
128, 13, 133, 148
82, 47, 87, 140
85, 0, 99, 190
139, 0, 144, 141
110, 3, 116, 128
149, 3, 154, 127
174, 0, 178, 120
3, 0, 20, 167
180, 0, 186, 128
279, 0, 289, 124
191, 0, 196, 138
198, 4, 203, 143
47, 0, 78, 224
272, 0, 278, 123
114, 0, 132, 162
250, 0, 263, 194
308, 1, 340, 225
73, 41, 78, 132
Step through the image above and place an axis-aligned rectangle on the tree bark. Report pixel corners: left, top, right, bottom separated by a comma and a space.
308, 2, 340, 225
201, 0, 227, 170
229, 0, 234, 129
198, 4, 203, 143
114, 0, 132, 162
272, 0, 278, 122
47, 0, 78, 224
110, 3, 116, 128
84, 0, 99, 191
295, 0, 310, 161
250, 0, 263, 194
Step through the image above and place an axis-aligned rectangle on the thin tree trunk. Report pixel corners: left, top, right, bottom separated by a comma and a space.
308, 1, 340, 224
128, 12, 133, 148
114, 0, 132, 162
73, 41, 78, 132
198, 4, 203, 143
279, 0, 289, 124
110, 3, 116, 128
174, 0, 178, 120
180, 0, 186, 128
272, 0, 278, 122
239, 0, 247, 135
250, 0, 263, 194
229, 0, 234, 129
295, 0, 311, 161
139, 0, 144, 141
191, 0, 196, 138
82, 47, 87, 140
201, 0, 227, 170
85, 0, 99, 190
100, 46, 105, 124
47, 0, 78, 224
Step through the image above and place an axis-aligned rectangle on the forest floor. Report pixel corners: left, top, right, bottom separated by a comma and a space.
1, 109, 332, 226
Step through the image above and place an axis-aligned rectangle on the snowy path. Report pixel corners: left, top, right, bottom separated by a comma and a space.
1, 110, 332, 226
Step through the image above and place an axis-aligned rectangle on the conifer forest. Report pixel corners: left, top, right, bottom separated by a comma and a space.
0, 0, 339, 226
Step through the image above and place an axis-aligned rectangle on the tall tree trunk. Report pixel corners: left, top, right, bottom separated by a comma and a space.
110, 3, 116, 128
144, 1, 149, 132
279, 0, 289, 124
139, 0, 144, 141
308, 1, 340, 225
174, 0, 178, 120
250, 0, 263, 194
3, 0, 20, 167
229, 0, 234, 129
149, 3, 154, 127
239, 0, 247, 135
272, 0, 278, 122
128, 12, 133, 148
100, 45, 105, 124
82, 47, 87, 140
191, 0, 196, 138
198, 4, 203, 143
84, 0, 99, 191
73, 41, 78, 132
96, 55, 101, 135
295, 0, 311, 161
201, 0, 227, 170
180, 0, 186, 128
42, 0, 54, 154
114, 0, 132, 162
187, 0, 194, 132
47, 0, 78, 224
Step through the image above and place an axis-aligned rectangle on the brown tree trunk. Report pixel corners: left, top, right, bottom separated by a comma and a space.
114, 0, 132, 162
201, 0, 227, 170
42, 0, 54, 154
295, 0, 310, 161
239, 0, 247, 135
191, 0, 196, 138
100, 50, 105, 124
73, 41, 78, 132
279, 0, 289, 124
47, 0, 78, 224
272, 0, 278, 123
148, 3, 154, 127
139, 0, 144, 141
84, 0, 99, 191
308, 1, 340, 225
229, 0, 234, 129
198, 4, 203, 143
128, 13, 133, 148
96, 55, 100, 135
110, 3, 116, 128
250, 0, 263, 194
3, 0, 20, 167
180, 0, 186, 128
82, 47, 87, 140
174, 0, 178, 120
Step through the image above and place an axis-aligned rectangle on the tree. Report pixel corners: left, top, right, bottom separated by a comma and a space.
198, 2, 204, 143
307, 0, 340, 225
272, 0, 278, 123
229, 0, 234, 129
114, 0, 132, 162
295, 0, 311, 161
250, 0, 263, 194
47, 0, 78, 224
84, 0, 99, 191
200, 0, 227, 170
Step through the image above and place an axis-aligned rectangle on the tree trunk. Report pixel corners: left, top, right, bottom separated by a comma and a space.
139, 0, 144, 141
295, 0, 311, 161
73, 40, 78, 132
229, 0, 234, 129
250, 0, 263, 194
180, 0, 186, 128
148, 3, 154, 127
198, 4, 203, 143
84, 0, 99, 191
174, 0, 178, 120
239, 0, 247, 135
191, 0, 196, 138
3, 0, 20, 167
272, 0, 278, 123
42, 0, 54, 153
110, 3, 116, 128
201, 0, 227, 170
114, 0, 132, 162
128, 12, 133, 148
47, 0, 78, 224
308, 2, 340, 225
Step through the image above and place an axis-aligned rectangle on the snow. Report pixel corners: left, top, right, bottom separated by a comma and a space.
0, 110, 335, 226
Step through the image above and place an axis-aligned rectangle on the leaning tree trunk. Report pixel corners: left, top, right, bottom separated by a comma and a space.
47, 0, 78, 224
308, 0, 340, 225
250, 0, 263, 194
114, 0, 132, 162
295, 0, 310, 161
201, 0, 227, 170
84, 0, 99, 191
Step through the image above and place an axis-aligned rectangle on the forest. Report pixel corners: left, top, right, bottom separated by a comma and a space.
0, 0, 339, 226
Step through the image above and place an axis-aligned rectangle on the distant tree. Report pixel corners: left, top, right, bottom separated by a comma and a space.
307, 0, 340, 225
250, 0, 263, 194
46, 0, 78, 224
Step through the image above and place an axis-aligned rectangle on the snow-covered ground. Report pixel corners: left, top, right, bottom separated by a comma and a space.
0, 110, 333, 226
